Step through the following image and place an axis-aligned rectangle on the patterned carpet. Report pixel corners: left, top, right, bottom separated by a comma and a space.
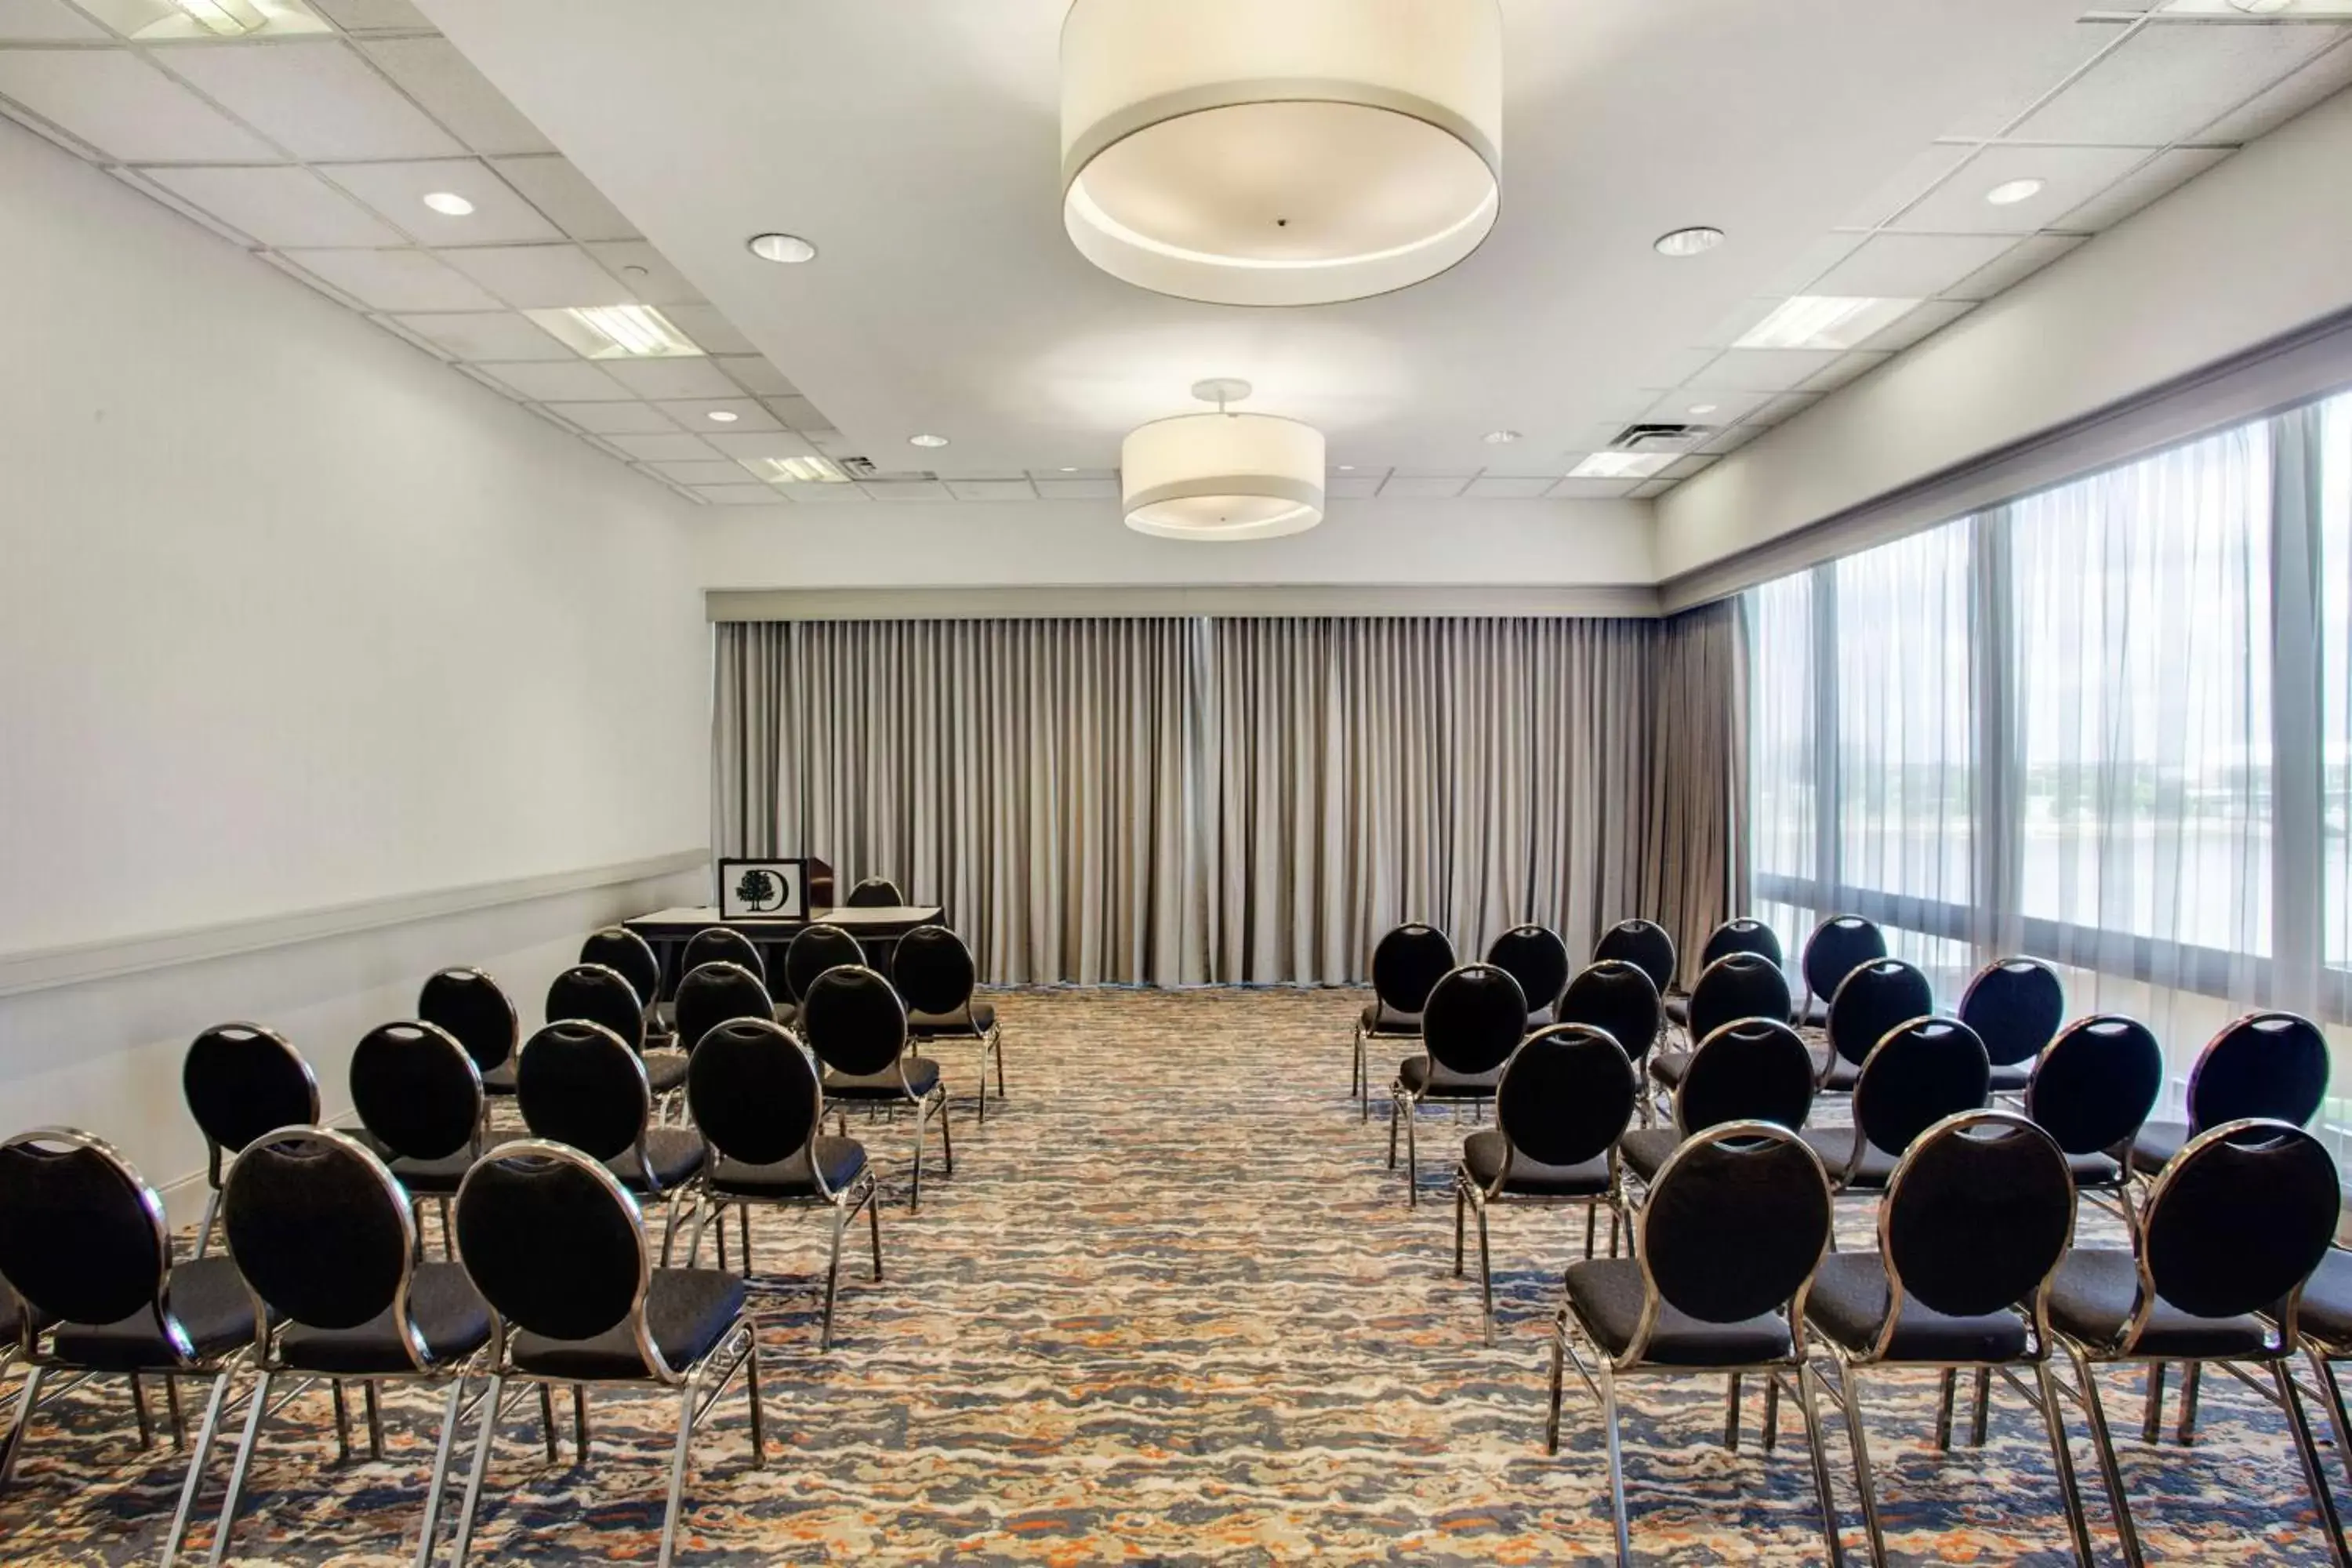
2, 987, 2345, 1565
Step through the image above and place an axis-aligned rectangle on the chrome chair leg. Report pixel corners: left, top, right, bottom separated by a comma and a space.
936, 1085, 955, 1174
821, 1200, 848, 1351
1451, 1181, 1465, 1277
194, 1188, 223, 1260
165, 1373, 187, 1449
0, 1364, 45, 1493
572, 1386, 589, 1457
744, 1328, 766, 1468
1762, 1368, 1780, 1453
364, 1378, 384, 1461
2068, 1347, 2145, 1568
160, 1370, 233, 1567
1935, 1369, 1958, 1450
412, 1375, 469, 1568
1797, 1363, 1846, 1568
1475, 1203, 1494, 1348
2034, 1362, 2099, 1568
2140, 1361, 2166, 1444
452, 1373, 503, 1568
1404, 1099, 1420, 1209
2277, 1361, 2352, 1566
738, 1206, 753, 1279
1544, 1316, 1566, 1454
332, 1379, 352, 1463
1599, 1360, 1632, 1568
2313, 1350, 2352, 1494
1386, 1091, 1402, 1169
868, 1176, 885, 1279
2176, 1363, 2201, 1445
1724, 1373, 1742, 1451
1831, 1363, 1886, 1567
656, 1377, 697, 1568
909, 1098, 928, 1214
1969, 1367, 1992, 1447
537, 1385, 558, 1466
205, 1367, 274, 1568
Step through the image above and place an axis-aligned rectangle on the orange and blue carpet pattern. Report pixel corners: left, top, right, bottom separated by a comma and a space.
1, 986, 2343, 1563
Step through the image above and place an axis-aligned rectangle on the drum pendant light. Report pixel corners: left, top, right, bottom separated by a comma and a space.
1122, 380, 1326, 542
1060, 0, 1504, 307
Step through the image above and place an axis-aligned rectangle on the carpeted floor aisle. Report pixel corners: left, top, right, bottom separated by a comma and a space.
2, 987, 2343, 1564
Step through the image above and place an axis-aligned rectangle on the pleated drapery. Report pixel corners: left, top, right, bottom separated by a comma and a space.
713, 613, 1744, 985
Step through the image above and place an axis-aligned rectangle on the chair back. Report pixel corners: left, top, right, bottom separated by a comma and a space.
892, 924, 978, 1018
0, 1129, 171, 1337
1677, 1018, 1816, 1135
223, 1128, 419, 1354
546, 964, 647, 1053
350, 1021, 482, 1163
1688, 952, 1793, 1043
2185, 1011, 2330, 1134
183, 1024, 319, 1181
515, 1021, 652, 1165
681, 926, 765, 988
1420, 964, 1528, 1079
1484, 925, 1570, 1017
579, 927, 662, 1011
1555, 960, 1662, 1065
1593, 918, 1676, 996
1370, 924, 1456, 1015
1639, 1123, 1830, 1329
845, 877, 906, 908
687, 1018, 825, 1171
456, 1142, 666, 1374
783, 923, 867, 1004
2025, 1015, 2163, 1156
1494, 1024, 1636, 1171
1700, 917, 1784, 971
418, 968, 519, 1074
1882, 1111, 2073, 1327
1853, 1018, 1991, 1161
674, 961, 775, 1054
2138, 1120, 2338, 1334
1803, 913, 1887, 1004
1957, 957, 2065, 1069
1827, 958, 1934, 1069
798, 965, 910, 1079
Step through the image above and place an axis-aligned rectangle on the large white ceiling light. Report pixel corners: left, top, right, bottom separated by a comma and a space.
1123, 380, 1326, 541
1061, 0, 1504, 307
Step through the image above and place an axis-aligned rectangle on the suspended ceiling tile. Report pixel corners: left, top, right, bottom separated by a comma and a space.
1686, 348, 1843, 394
1859, 298, 1976, 353
0, 1, 106, 42
860, 479, 958, 502
1835, 144, 1976, 230
1642, 387, 1771, 424
1033, 477, 1120, 499
2056, 145, 2231, 230
0, 49, 279, 161
1694, 297, 1786, 350
1697, 423, 1769, 456
486, 154, 637, 241
655, 397, 780, 433
478, 360, 633, 401
1628, 478, 1676, 500
583, 241, 703, 307
942, 478, 1038, 501
278, 247, 505, 311
356, 35, 554, 156
1810, 233, 2020, 299
1462, 474, 1558, 499
1325, 470, 1389, 499
777, 481, 868, 504
761, 394, 827, 430
600, 357, 739, 399
544, 401, 679, 435
2005, 20, 2346, 146
2198, 36, 2352, 141
1886, 144, 2152, 235
319, 158, 561, 245
1378, 474, 1473, 499
1543, 477, 1640, 499
694, 485, 787, 506
717, 356, 795, 396
1757, 231, 1871, 297
652, 459, 761, 485
1939, 233, 2086, 300
1746, 391, 1825, 426
389, 309, 575, 360
154, 41, 463, 161
704, 430, 821, 462
1661, 455, 1720, 481
1941, 20, 2132, 138
1641, 347, 1726, 392
607, 431, 720, 462
438, 241, 635, 308
310, 0, 434, 31
658, 303, 756, 354
1800, 350, 1896, 395
140, 164, 403, 246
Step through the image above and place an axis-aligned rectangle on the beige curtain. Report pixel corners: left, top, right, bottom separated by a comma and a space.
1642, 601, 1751, 989
713, 613, 1748, 986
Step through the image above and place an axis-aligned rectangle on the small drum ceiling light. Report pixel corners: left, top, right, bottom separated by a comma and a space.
1060, 0, 1504, 307
1122, 379, 1326, 542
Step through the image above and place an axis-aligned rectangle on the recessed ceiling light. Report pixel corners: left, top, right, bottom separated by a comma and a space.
1484, 430, 1521, 445
1338, 464, 1355, 470
1689, 403, 1720, 416
747, 233, 818, 264
1060, 466, 1078, 473
172, 0, 266, 34
1985, 178, 2045, 206
707, 410, 739, 423
1654, 227, 1726, 258
1737, 296, 1920, 351
760, 456, 849, 484
909, 434, 949, 448
1570, 452, 1675, 480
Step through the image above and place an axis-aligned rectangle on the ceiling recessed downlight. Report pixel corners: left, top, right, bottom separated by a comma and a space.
909, 434, 949, 448
747, 233, 818, 264
1122, 379, 1325, 541
706, 410, 739, 423
1484, 430, 1521, 445
1654, 227, 1726, 258
1061, 0, 1502, 306
421, 191, 475, 217
1570, 452, 1674, 480
1689, 403, 1720, 416
1737, 296, 1920, 351
1985, 178, 2045, 206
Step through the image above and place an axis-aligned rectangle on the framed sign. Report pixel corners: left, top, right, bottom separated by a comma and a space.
717, 858, 808, 920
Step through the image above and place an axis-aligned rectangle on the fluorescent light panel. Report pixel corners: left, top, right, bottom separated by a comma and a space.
175, 0, 263, 32
95, 0, 332, 38
760, 456, 849, 485
1736, 296, 1920, 351
524, 306, 704, 361
1570, 452, 1674, 480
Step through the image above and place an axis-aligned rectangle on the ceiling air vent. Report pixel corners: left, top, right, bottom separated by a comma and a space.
840, 456, 881, 478
1609, 422, 1713, 450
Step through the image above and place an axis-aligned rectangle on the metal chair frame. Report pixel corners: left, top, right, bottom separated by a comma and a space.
894, 925, 1007, 1126
183, 1024, 320, 1259
1389, 965, 1526, 1208
800, 967, 954, 1212
1351, 920, 1454, 1120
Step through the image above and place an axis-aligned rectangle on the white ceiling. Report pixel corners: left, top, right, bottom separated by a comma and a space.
5, 0, 2351, 509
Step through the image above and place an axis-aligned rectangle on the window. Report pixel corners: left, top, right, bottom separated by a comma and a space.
2323, 393, 2352, 971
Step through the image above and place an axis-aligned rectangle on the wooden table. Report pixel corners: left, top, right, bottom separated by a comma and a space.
623, 905, 945, 999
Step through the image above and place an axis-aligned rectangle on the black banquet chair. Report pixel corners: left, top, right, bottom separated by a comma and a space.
1592, 919, 1676, 1021
844, 877, 906, 907
1800, 913, 1887, 1028
1352, 923, 1456, 1120
1958, 956, 2066, 1094
2046, 1120, 2345, 1568
1619, 1017, 1817, 1185
1800, 1109, 2090, 1568
1800, 1017, 1991, 1197
191, 1127, 495, 1566
680, 925, 768, 989
2129, 1010, 2330, 1176
0, 1128, 259, 1561
419, 968, 522, 1104
1818, 957, 1934, 1093
1664, 918, 1785, 1026
686, 1018, 883, 1350
547, 962, 689, 1114
673, 960, 779, 1058
514, 1020, 706, 1261
582, 926, 671, 1044
1390, 964, 1526, 1208
1485, 924, 1572, 1029
350, 1020, 485, 1251
450, 1141, 763, 1568
181, 1022, 319, 1258
799, 965, 954, 1211
1647, 951, 1792, 1101
1545, 1120, 1837, 1568
1556, 960, 1664, 1079
893, 924, 1007, 1123
2023, 1014, 2164, 1207
781, 922, 868, 1026
1454, 1023, 1636, 1343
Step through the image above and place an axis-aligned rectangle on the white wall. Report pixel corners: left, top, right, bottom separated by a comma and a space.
0, 123, 711, 1214
1657, 85, 2352, 581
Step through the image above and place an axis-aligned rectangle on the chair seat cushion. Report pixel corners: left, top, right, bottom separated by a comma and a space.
1798, 1127, 1896, 1189
642, 1048, 690, 1096
2049, 1248, 2270, 1358
909, 1000, 996, 1037
606, 1127, 706, 1195
1524, 1007, 1557, 1032
823, 1056, 942, 1101
2129, 1120, 2187, 1176
1618, 1128, 1682, 1183
1461, 1129, 1610, 1196
50, 1257, 259, 1370
1398, 1054, 1501, 1100
709, 1137, 869, 1200
1662, 995, 1690, 1027
1987, 1062, 2033, 1094
1566, 1258, 1793, 1367
2292, 1250, 2352, 1348
1818, 1054, 1860, 1092
1800, 996, 1831, 1029
773, 1003, 797, 1029
1647, 1051, 1693, 1087
1359, 1001, 1423, 1037
386, 1147, 477, 1197
2066, 1151, 2125, 1190
510, 1269, 746, 1380
278, 1262, 493, 1374
1806, 1253, 2028, 1362
479, 1061, 518, 1096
